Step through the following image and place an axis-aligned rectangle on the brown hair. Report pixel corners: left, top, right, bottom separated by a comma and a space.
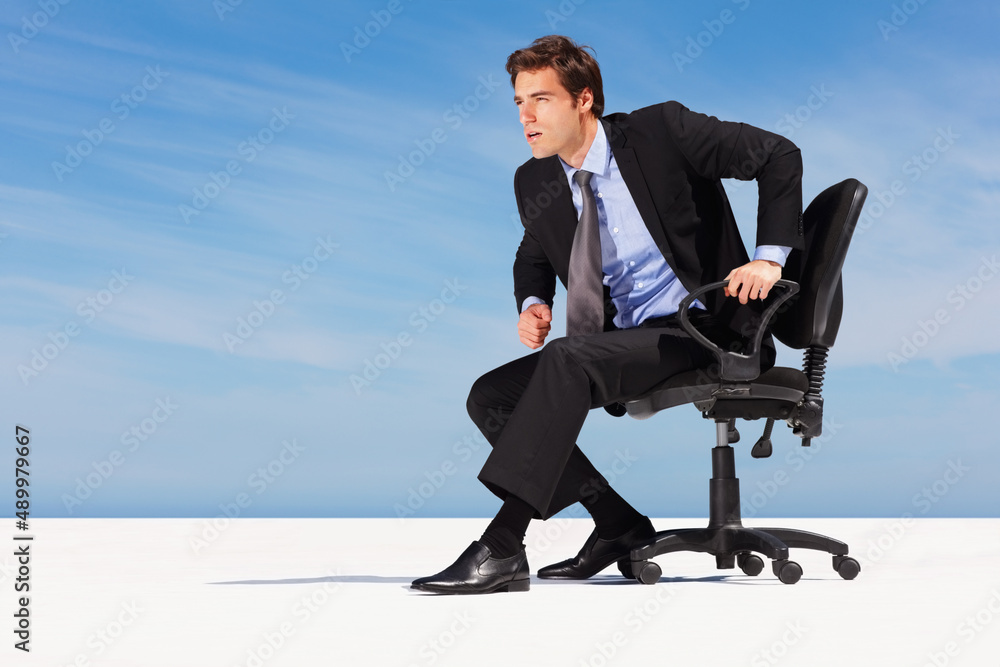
505, 35, 604, 118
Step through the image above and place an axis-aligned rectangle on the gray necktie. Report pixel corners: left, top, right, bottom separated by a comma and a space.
566, 169, 604, 336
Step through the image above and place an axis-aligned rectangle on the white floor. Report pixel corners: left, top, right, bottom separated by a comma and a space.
11, 518, 1000, 666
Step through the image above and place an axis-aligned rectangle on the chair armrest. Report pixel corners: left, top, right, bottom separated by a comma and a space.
678, 279, 800, 382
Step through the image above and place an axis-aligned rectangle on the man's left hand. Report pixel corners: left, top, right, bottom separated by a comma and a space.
724, 260, 782, 304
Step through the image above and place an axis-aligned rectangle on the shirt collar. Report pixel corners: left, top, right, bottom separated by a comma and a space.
559, 120, 611, 180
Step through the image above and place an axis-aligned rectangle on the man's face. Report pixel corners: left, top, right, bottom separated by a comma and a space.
513, 67, 592, 161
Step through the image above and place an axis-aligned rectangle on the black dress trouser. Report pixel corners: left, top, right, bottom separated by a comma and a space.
468, 321, 716, 520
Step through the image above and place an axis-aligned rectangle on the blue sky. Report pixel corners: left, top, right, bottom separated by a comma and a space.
2, 0, 997, 520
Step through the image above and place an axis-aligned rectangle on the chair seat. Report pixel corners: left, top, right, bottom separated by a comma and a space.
625, 366, 809, 420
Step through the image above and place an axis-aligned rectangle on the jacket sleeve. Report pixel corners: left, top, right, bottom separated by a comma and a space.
512, 165, 557, 314
660, 101, 803, 250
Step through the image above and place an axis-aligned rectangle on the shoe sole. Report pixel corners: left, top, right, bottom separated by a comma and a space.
411, 577, 530, 594
536, 555, 628, 580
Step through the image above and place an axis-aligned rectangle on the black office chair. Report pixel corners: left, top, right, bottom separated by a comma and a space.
622, 178, 868, 585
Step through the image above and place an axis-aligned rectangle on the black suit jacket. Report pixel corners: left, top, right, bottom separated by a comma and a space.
512, 101, 804, 332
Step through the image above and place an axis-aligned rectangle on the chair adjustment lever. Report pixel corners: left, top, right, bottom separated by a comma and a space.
751, 418, 775, 459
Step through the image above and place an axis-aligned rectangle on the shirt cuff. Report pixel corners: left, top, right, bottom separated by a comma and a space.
753, 245, 792, 267
521, 296, 546, 313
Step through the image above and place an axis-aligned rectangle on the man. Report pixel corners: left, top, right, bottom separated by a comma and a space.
412, 35, 802, 594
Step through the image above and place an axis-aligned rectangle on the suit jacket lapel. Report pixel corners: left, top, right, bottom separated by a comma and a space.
602, 118, 677, 270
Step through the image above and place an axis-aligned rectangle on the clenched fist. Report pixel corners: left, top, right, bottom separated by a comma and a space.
518, 303, 552, 349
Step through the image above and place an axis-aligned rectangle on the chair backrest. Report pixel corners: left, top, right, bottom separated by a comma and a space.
771, 179, 868, 350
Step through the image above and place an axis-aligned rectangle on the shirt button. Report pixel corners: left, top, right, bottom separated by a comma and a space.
613, 227, 619, 233
629, 261, 635, 267
637, 282, 644, 288
597, 193, 603, 198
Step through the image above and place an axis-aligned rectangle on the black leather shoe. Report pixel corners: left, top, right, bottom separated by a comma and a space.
537, 517, 655, 579
411, 541, 530, 594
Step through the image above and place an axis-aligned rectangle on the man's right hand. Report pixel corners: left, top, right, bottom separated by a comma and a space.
518, 303, 552, 349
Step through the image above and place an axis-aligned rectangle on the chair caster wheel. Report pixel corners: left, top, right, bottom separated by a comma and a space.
774, 559, 802, 584
617, 558, 637, 580
737, 553, 764, 576
636, 561, 661, 585
834, 555, 860, 580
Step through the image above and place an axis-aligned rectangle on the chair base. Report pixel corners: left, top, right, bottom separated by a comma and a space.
624, 440, 860, 585
625, 524, 860, 585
